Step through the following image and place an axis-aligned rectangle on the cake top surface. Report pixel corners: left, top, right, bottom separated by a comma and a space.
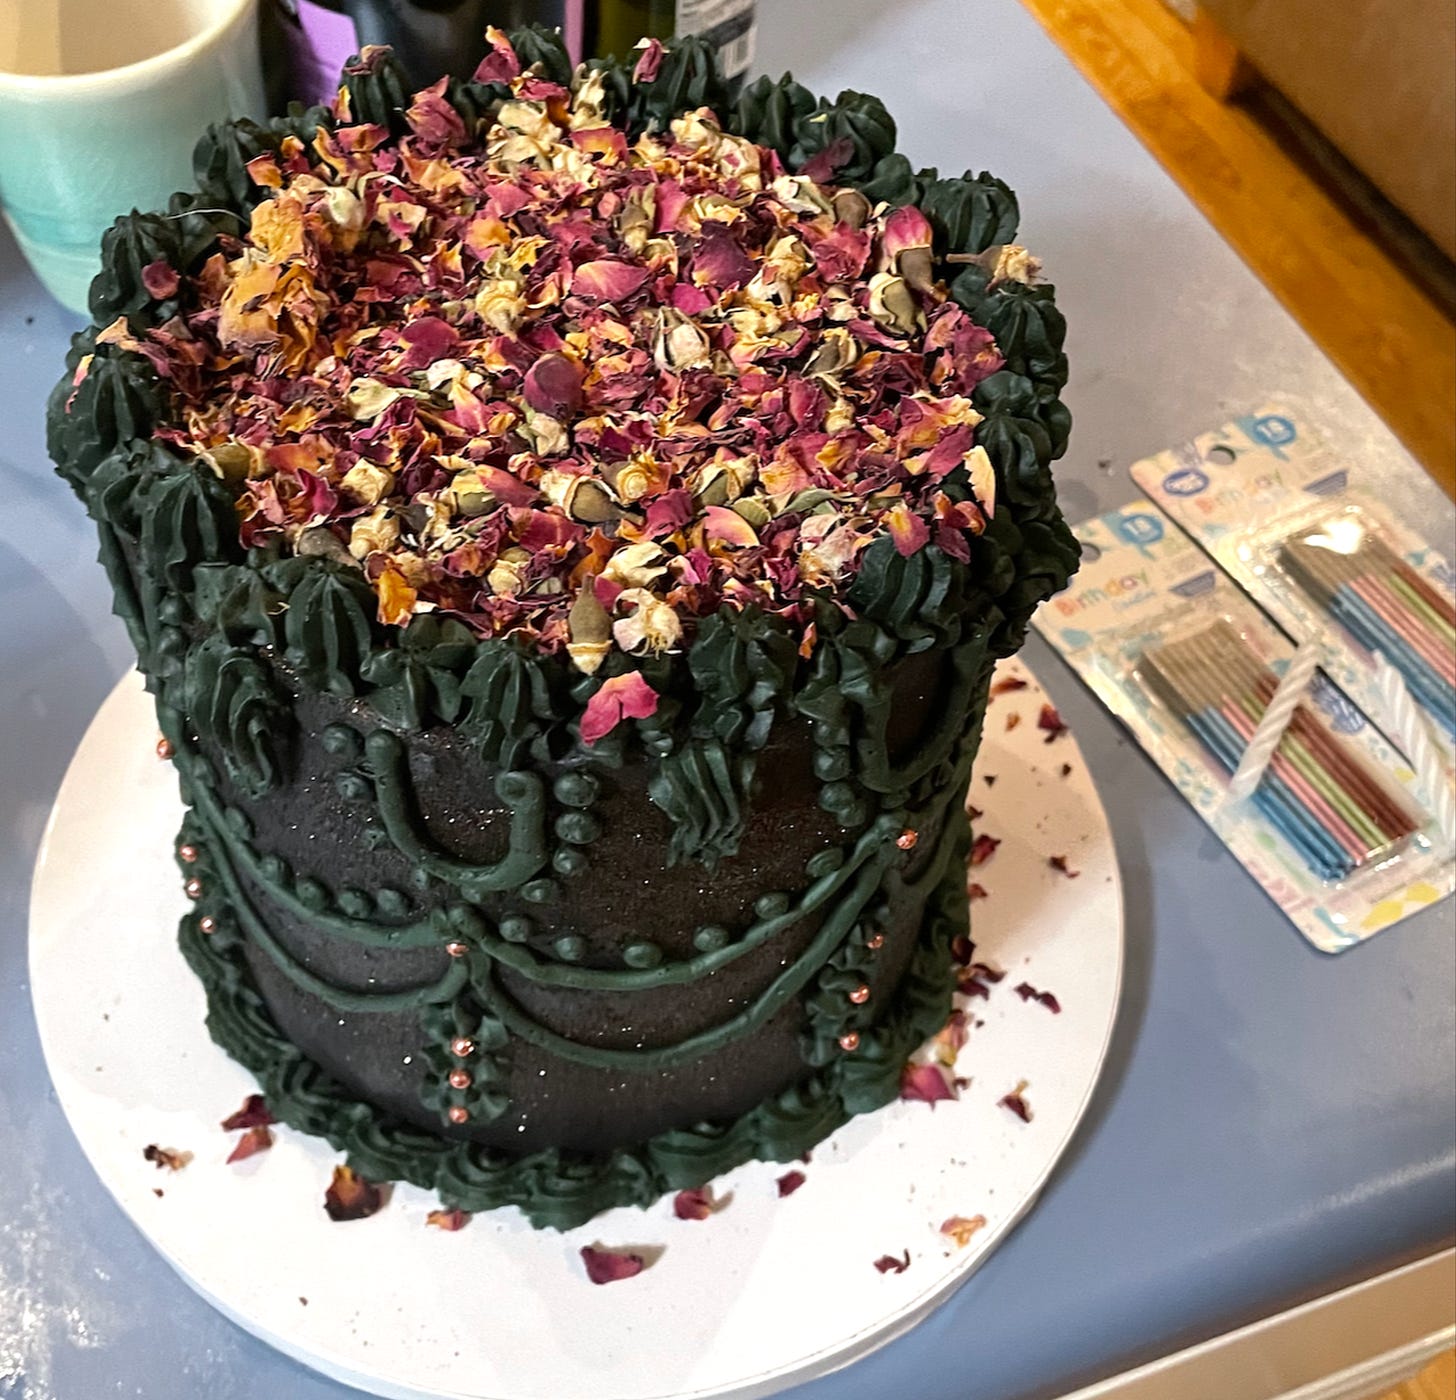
94, 30, 1033, 673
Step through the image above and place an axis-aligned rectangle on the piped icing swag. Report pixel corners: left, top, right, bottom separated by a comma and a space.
83, 29, 1027, 679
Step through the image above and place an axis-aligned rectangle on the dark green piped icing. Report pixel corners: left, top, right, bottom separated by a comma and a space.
183, 638, 290, 798
647, 739, 754, 867
49, 33, 1079, 1226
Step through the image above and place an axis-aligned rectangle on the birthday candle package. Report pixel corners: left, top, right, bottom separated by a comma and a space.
1128, 403, 1456, 755
1033, 498, 1454, 952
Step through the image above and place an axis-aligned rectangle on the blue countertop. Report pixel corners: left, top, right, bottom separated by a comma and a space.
1, 1, 1452, 1396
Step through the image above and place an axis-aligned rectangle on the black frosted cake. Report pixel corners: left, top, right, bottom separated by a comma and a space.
48, 28, 1077, 1229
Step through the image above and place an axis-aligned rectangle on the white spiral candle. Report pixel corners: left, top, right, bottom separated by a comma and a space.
1374, 653, 1456, 845
1224, 636, 1323, 807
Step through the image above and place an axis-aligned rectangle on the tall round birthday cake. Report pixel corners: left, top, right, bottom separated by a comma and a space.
48, 28, 1077, 1229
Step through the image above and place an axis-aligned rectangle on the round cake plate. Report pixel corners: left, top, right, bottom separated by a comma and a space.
30, 657, 1123, 1400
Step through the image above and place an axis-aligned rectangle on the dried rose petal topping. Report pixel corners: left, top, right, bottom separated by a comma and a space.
1000, 1083, 1033, 1123
580, 1244, 648, 1284
1049, 854, 1080, 879
220, 1093, 275, 1131
957, 974, 991, 1000
324, 1164, 389, 1221
143, 1145, 193, 1172
949, 932, 975, 966
134, 33, 1017, 669
967, 882, 989, 900
776, 1169, 806, 1197
940, 1214, 987, 1248
426, 1208, 471, 1231
1038, 704, 1069, 742
970, 833, 1001, 866
900, 1063, 957, 1105
673, 1187, 719, 1220
990, 676, 1028, 695
1005, 711, 1021, 731
226, 1125, 274, 1163
873, 1249, 911, 1274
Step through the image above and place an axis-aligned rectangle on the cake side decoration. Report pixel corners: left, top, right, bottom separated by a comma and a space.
49, 25, 1077, 1230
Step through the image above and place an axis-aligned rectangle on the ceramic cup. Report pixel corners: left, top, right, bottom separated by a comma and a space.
0, 0, 265, 316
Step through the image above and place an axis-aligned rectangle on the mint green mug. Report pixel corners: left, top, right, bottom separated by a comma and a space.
0, 0, 265, 316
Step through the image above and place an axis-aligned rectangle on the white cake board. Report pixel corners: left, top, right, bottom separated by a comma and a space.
30, 658, 1123, 1400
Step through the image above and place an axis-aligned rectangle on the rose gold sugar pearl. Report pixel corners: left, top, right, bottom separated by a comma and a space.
184, 878, 203, 900
866, 934, 885, 950
896, 829, 918, 850
445, 941, 468, 958
178, 844, 198, 864
198, 916, 218, 935
450, 1037, 475, 1058
448, 1069, 471, 1090
848, 984, 870, 1005
447, 1106, 469, 1125
838, 1031, 861, 1051
156, 737, 175, 760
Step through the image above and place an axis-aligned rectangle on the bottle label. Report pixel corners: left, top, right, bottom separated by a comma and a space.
675, 0, 756, 78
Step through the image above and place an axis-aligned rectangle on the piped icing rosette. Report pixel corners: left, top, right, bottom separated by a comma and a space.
89, 29, 1039, 678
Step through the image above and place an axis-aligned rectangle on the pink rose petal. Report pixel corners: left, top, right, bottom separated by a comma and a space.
632, 39, 664, 82
900, 1063, 957, 1105
886, 503, 930, 557
572, 260, 650, 304
220, 1094, 274, 1131
141, 259, 180, 300
472, 27, 521, 83
580, 1244, 647, 1284
580, 672, 660, 745
673, 1188, 716, 1221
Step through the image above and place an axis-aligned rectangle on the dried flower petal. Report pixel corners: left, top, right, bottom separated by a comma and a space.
580, 1244, 648, 1284
673, 1187, 717, 1220
990, 675, 1028, 696
143, 1145, 192, 1172
141, 260, 180, 300
220, 1093, 275, 1131
900, 1063, 957, 1105
426, 1208, 471, 1231
1014, 982, 1062, 1013
776, 1170, 806, 1197
324, 1164, 388, 1221
473, 26, 521, 83
970, 833, 1001, 866
1048, 854, 1080, 879
940, 1214, 987, 1248
933, 1009, 969, 1067
999, 1083, 1033, 1123
227, 1126, 274, 1163
572, 259, 650, 303
580, 671, 659, 744
1038, 704, 1069, 742
873, 1249, 911, 1274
